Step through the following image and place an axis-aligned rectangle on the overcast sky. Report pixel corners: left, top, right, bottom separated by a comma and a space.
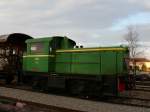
0, 0, 150, 53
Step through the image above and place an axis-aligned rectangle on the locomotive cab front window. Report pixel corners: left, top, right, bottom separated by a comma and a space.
30, 42, 44, 54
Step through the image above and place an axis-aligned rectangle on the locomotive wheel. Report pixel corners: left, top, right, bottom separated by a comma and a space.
6, 75, 14, 84
32, 77, 48, 91
66, 79, 103, 97
84, 81, 103, 97
66, 79, 85, 95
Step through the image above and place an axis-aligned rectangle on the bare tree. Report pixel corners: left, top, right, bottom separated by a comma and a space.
124, 25, 140, 87
124, 25, 139, 58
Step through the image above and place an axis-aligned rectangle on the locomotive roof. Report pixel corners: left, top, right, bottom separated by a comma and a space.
0, 33, 32, 44
26, 37, 53, 43
26, 36, 76, 45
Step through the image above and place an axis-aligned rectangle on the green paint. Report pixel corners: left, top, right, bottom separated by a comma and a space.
55, 47, 129, 76
23, 36, 76, 73
101, 51, 116, 74
23, 36, 128, 76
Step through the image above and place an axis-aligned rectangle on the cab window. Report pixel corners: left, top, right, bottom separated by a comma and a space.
30, 43, 44, 54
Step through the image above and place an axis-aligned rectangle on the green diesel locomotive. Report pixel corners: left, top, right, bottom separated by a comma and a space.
23, 36, 130, 96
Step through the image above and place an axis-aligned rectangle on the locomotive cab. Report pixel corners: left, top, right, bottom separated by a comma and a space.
23, 36, 76, 73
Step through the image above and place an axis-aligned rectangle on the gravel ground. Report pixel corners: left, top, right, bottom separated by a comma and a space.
0, 104, 51, 112
0, 87, 149, 112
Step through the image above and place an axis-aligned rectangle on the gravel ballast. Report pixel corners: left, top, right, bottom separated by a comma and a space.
0, 87, 149, 112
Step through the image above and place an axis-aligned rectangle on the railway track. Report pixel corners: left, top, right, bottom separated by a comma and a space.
135, 85, 150, 92
136, 81, 150, 86
0, 95, 84, 112
135, 80, 150, 92
0, 83, 150, 109
0, 87, 150, 112
105, 96, 150, 108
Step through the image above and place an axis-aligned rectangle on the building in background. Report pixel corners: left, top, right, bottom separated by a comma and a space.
129, 58, 150, 72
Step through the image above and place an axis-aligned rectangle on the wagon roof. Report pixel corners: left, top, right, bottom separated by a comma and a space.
0, 33, 33, 44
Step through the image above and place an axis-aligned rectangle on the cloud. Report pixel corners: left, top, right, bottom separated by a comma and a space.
111, 12, 150, 31
0, 0, 150, 50
128, 0, 150, 10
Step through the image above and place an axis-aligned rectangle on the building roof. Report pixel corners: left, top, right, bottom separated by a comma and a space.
129, 58, 150, 62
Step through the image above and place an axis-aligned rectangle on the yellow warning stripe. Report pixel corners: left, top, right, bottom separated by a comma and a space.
56, 48, 127, 53
23, 55, 55, 58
